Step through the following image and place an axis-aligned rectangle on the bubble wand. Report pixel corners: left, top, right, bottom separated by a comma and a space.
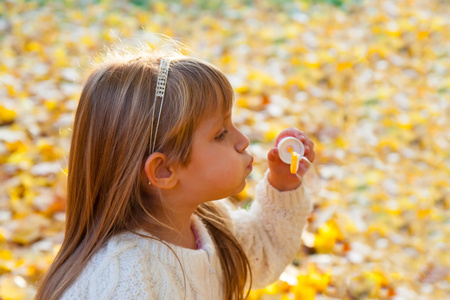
277, 137, 321, 196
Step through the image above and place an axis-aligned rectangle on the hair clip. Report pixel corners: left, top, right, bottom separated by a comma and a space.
150, 58, 172, 155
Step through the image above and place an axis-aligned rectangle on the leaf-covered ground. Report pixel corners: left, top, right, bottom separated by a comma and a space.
0, 0, 449, 299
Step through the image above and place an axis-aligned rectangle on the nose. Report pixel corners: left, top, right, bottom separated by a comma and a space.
235, 128, 250, 153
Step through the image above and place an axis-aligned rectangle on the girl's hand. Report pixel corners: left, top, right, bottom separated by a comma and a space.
267, 127, 315, 191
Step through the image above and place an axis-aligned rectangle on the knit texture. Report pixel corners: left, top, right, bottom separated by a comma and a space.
60, 171, 312, 299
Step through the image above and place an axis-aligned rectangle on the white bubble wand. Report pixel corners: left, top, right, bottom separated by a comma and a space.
277, 137, 321, 196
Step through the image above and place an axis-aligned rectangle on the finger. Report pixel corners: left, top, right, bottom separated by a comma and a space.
296, 132, 314, 151
303, 145, 316, 163
297, 157, 311, 176
306, 149, 316, 163
274, 127, 303, 146
294, 130, 309, 142
267, 147, 280, 163
294, 133, 315, 159
268, 147, 294, 172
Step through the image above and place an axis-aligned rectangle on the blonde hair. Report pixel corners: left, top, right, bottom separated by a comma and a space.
35, 49, 251, 300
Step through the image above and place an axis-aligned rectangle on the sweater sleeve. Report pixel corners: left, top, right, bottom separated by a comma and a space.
228, 170, 313, 289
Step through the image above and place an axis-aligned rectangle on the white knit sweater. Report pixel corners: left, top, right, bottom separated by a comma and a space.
61, 172, 312, 299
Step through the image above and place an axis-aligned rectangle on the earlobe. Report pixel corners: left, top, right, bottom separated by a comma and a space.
144, 153, 178, 189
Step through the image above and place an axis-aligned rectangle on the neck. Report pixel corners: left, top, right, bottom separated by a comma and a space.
144, 191, 199, 250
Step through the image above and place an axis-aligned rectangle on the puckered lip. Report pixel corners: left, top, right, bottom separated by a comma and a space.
247, 156, 254, 170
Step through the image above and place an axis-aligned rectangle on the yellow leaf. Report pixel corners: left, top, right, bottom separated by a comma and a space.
391, 272, 403, 281
235, 186, 249, 201
337, 62, 352, 71
8, 185, 24, 203
5, 141, 27, 153
236, 86, 250, 95
264, 123, 285, 142
287, 76, 306, 89
304, 54, 320, 68
368, 270, 389, 287
367, 223, 388, 236
7, 84, 16, 96
220, 54, 232, 65
314, 220, 343, 253
54, 47, 68, 67
25, 41, 43, 53
37, 140, 63, 161
377, 137, 400, 151
292, 284, 316, 300
0, 250, 12, 260
306, 264, 331, 292
246, 290, 262, 300
81, 35, 95, 47
334, 137, 346, 148
236, 97, 249, 109
263, 283, 280, 295
417, 31, 429, 40
0, 229, 5, 243
0, 105, 16, 123
281, 294, 293, 300
417, 208, 431, 218
385, 208, 401, 216
248, 70, 277, 87
44, 100, 57, 112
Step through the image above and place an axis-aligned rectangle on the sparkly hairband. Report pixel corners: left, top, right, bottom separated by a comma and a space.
149, 58, 171, 154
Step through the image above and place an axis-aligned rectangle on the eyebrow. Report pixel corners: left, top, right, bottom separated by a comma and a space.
213, 112, 231, 125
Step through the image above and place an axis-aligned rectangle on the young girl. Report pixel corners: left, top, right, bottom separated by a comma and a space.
35, 48, 315, 300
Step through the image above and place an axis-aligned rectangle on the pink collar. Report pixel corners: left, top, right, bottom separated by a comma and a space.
191, 225, 201, 250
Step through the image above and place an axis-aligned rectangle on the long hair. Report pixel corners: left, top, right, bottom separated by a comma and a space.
35, 49, 251, 300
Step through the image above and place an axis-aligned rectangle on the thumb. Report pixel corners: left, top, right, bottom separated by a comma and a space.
267, 147, 280, 163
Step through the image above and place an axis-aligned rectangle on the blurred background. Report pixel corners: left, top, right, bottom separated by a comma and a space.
0, 0, 449, 299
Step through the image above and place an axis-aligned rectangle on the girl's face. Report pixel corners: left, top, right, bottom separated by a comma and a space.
176, 110, 253, 203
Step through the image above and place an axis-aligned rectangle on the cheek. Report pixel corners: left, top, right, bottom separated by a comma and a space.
190, 145, 242, 180
202, 159, 232, 179
198, 153, 236, 178
216, 155, 243, 177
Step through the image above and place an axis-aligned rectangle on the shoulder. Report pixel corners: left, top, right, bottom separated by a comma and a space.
61, 232, 171, 299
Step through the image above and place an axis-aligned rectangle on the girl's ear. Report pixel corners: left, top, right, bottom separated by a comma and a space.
144, 153, 178, 189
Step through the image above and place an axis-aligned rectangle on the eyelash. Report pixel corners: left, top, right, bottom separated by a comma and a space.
215, 130, 229, 141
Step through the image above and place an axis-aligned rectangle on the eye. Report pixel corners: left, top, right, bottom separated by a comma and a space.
215, 130, 229, 141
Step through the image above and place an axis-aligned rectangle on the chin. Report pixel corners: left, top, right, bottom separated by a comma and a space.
232, 179, 247, 195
